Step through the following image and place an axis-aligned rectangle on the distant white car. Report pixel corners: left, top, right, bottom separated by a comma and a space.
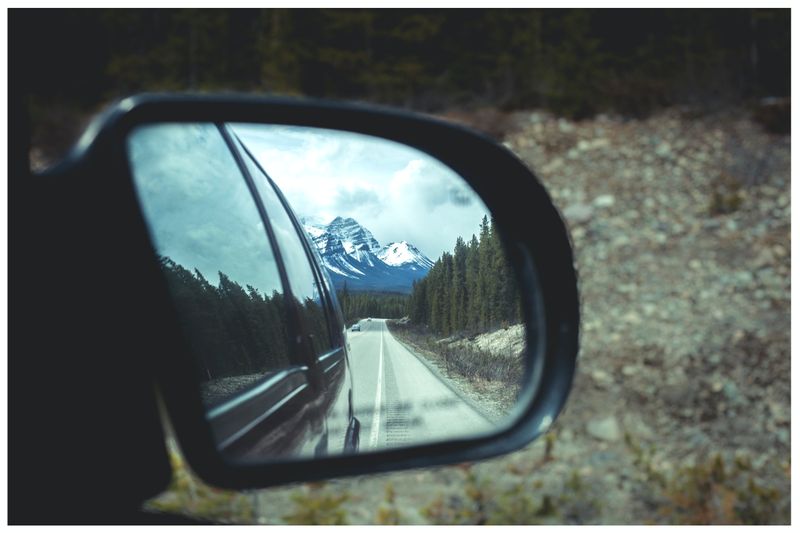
367, 317, 372, 322
351, 324, 361, 331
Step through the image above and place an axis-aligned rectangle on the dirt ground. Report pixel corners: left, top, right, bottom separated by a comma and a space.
148, 106, 790, 524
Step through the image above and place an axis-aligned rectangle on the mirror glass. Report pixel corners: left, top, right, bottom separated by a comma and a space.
126, 122, 538, 464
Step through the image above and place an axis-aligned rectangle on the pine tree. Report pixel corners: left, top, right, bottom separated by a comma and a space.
450, 236, 468, 333
465, 233, 480, 332
408, 217, 522, 337
477, 215, 492, 330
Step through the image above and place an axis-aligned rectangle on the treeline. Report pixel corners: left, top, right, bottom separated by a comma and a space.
337, 287, 408, 324
159, 256, 328, 389
17, 9, 790, 119
408, 216, 520, 337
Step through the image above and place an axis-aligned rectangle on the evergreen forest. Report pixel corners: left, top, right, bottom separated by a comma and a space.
408, 216, 521, 337
16, 9, 789, 119
337, 287, 409, 325
158, 256, 328, 390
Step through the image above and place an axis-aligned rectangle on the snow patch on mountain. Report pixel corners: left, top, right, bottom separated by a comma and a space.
301, 216, 433, 293
378, 241, 435, 269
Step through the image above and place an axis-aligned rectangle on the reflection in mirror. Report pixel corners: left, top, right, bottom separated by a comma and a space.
126, 123, 536, 465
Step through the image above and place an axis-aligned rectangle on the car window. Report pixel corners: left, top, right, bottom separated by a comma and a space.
126, 123, 292, 407
233, 137, 336, 358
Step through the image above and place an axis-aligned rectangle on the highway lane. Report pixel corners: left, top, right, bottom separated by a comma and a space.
346, 318, 492, 451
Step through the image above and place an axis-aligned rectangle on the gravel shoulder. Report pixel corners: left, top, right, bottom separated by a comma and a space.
385, 322, 515, 424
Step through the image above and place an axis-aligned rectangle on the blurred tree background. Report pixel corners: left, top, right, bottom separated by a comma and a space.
11, 8, 790, 165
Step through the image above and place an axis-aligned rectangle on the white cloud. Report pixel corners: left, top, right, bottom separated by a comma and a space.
233, 124, 490, 261
128, 123, 284, 295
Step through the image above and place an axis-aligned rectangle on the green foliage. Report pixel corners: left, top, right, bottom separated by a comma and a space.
708, 171, 745, 216
543, 431, 556, 463
409, 216, 520, 337
283, 482, 350, 525
625, 434, 788, 525
337, 286, 409, 324
159, 254, 337, 406
158, 256, 291, 385
625, 431, 667, 487
422, 463, 599, 525
146, 445, 254, 523
375, 483, 401, 525
658, 454, 786, 525
20, 9, 791, 122
422, 465, 489, 525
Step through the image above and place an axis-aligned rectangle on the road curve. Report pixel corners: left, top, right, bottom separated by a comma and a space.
347, 318, 492, 451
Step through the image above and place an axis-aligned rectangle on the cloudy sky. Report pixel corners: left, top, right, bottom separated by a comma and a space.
128, 123, 285, 295
232, 124, 490, 261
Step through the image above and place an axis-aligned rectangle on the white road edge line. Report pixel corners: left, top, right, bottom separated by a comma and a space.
369, 320, 384, 449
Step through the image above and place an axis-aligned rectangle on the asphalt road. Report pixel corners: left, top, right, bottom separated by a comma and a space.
347, 318, 492, 451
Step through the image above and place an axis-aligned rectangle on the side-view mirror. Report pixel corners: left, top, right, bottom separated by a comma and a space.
27, 94, 579, 491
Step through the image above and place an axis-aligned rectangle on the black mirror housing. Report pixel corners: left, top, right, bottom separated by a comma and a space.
19, 94, 579, 492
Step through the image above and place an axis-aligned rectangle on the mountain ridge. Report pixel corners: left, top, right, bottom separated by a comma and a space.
302, 216, 432, 294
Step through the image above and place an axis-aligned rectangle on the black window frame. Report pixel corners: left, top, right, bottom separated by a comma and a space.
227, 127, 342, 355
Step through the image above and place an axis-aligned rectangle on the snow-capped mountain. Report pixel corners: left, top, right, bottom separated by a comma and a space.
377, 241, 434, 270
301, 216, 432, 293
